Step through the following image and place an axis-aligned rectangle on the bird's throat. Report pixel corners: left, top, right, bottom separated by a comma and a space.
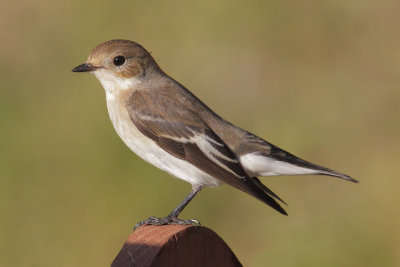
94, 69, 142, 96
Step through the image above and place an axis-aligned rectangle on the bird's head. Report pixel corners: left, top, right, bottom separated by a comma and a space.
72, 39, 160, 93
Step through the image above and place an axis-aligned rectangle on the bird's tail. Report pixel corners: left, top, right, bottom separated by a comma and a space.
268, 144, 359, 183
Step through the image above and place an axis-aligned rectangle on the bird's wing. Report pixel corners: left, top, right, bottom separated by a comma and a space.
125, 87, 287, 214
187, 96, 358, 183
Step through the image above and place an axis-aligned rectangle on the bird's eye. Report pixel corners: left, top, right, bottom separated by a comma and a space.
113, 56, 126, 66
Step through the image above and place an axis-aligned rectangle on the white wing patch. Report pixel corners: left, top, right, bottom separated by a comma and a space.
240, 152, 319, 177
135, 119, 243, 178
191, 133, 243, 178
194, 134, 238, 162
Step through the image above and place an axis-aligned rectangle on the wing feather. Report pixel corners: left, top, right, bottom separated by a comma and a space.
125, 88, 287, 214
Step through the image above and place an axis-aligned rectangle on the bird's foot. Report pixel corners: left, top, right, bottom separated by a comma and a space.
133, 216, 200, 230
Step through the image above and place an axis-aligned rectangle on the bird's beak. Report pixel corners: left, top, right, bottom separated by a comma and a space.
72, 63, 100, 72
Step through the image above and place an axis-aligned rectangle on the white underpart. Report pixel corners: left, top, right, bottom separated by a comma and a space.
240, 152, 319, 177
96, 72, 222, 187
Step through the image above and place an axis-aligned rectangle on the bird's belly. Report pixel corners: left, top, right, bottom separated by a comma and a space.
106, 97, 222, 187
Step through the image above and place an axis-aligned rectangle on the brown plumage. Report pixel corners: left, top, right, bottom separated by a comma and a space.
72, 39, 358, 224
126, 87, 287, 214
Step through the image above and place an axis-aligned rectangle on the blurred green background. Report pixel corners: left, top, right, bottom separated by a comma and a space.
1, 0, 399, 266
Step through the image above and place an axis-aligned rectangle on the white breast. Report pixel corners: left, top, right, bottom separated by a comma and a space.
105, 92, 222, 187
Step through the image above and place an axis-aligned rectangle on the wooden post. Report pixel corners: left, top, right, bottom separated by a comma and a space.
111, 225, 242, 267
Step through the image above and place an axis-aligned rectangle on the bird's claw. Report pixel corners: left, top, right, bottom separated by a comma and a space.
133, 216, 200, 230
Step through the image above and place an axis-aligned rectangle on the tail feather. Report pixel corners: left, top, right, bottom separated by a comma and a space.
268, 144, 359, 183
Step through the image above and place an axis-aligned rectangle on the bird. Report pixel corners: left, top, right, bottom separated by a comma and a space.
72, 39, 358, 226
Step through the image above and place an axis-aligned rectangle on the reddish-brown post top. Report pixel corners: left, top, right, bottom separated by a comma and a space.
111, 225, 242, 267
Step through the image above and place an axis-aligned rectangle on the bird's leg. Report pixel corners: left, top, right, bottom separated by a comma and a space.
134, 185, 202, 229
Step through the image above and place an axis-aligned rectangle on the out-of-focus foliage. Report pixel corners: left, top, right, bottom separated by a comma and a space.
1, 1, 399, 266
